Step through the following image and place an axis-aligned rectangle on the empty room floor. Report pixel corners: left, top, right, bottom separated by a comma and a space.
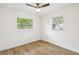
0, 40, 79, 55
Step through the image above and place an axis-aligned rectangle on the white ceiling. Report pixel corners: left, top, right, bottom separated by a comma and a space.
0, 3, 77, 16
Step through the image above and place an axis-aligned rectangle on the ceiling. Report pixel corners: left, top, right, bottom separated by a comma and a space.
0, 3, 77, 16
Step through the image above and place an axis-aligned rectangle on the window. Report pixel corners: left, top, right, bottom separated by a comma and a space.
52, 16, 64, 30
17, 17, 33, 29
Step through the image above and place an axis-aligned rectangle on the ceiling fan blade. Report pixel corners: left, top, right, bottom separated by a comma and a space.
40, 3, 49, 8
26, 4, 37, 8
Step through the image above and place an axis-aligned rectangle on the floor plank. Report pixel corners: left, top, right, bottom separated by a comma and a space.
0, 40, 79, 55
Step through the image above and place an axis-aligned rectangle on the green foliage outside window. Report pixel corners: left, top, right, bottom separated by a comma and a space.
52, 16, 64, 30
17, 17, 33, 29
53, 16, 64, 25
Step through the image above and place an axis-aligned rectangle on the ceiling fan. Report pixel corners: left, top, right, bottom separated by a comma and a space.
26, 3, 50, 13
26, 3, 49, 8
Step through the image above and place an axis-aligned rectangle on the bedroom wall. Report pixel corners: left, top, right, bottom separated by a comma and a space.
0, 7, 40, 51
40, 4, 79, 53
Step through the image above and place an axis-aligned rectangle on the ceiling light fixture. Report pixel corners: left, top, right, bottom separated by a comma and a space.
35, 8, 40, 13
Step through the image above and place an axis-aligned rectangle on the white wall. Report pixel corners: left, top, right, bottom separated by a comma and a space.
0, 4, 79, 53
0, 7, 40, 51
40, 4, 79, 53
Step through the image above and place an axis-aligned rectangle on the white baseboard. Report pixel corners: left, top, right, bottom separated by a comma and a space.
41, 39, 79, 53
0, 39, 39, 51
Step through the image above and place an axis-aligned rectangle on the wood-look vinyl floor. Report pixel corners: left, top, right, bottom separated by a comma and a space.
0, 40, 79, 55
